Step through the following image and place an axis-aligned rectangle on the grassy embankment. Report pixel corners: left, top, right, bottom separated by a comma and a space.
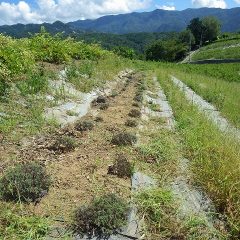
192, 38, 240, 60
159, 63, 240, 128
0, 32, 134, 239
0, 32, 132, 140
153, 64, 240, 238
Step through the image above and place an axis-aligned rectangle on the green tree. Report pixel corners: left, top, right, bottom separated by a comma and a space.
112, 46, 136, 59
187, 18, 203, 45
187, 17, 221, 46
202, 16, 221, 43
145, 40, 187, 62
178, 30, 196, 49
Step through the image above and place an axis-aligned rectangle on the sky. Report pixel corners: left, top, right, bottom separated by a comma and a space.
0, 0, 239, 25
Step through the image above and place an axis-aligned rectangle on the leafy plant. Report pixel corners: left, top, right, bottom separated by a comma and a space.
0, 163, 51, 202
74, 194, 129, 238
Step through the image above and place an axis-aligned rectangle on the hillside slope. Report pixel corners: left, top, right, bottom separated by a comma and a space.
68, 7, 240, 34
0, 7, 240, 37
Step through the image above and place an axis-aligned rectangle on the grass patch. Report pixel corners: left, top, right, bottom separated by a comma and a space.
157, 69, 240, 238
0, 203, 49, 239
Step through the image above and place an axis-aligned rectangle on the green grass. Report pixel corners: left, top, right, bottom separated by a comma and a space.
192, 46, 240, 60
203, 39, 240, 50
174, 63, 240, 83
156, 68, 240, 238
156, 63, 240, 128
172, 71, 240, 128
0, 203, 49, 240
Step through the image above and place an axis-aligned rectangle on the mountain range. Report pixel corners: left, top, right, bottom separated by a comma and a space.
0, 7, 240, 38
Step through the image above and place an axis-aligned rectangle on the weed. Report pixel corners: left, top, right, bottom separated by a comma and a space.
16, 71, 48, 95
111, 90, 118, 98
66, 110, 78, 116
135, 189, 183, 239
75, 120, 94, 132
128, 109, 141, 118
111, 132, 137, 146
0, 202, 49, 239
74, 194, 129, 238
108, 154, 133, 178
149, 103, 161, 112
0, 162, 51, 202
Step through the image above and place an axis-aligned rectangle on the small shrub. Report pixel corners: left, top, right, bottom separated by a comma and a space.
125, 119, 138, 127
108, 155, 133, 178
75, 120, 94, 132
74, 194, 129, 237
0, 163, 51, 202
111, 90, 118, 98
134, 94, 143, 103
128, 109, 141, 118
0, 79, 10, 100
111, 132, 137, 146
99, 103, 110, 110
95, 96, 107, 104
95, 116, 103, 122
49, 136, 76, 153
132, 102, 141, 108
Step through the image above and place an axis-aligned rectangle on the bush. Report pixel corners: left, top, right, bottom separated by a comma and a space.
125, 119, 138, 127
111, 132, 137, 146
0, 163, 51, 202
75, 120, 94, 132
108, 155, 133, 178
100, 103, 110, 110
74, 194, 129, 238
145, 39, 187, 62
49, 136, 77, 153
128, 109, 141, 118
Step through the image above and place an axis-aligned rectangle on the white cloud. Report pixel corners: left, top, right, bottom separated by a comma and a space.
0, 0, 151, 25
234, 0, 240, 3
156, 5, 176, 10
192, 0, 227, 8
0, 1, 41, 25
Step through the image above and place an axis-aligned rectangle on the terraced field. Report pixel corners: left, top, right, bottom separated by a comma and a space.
0, 33, 240, 240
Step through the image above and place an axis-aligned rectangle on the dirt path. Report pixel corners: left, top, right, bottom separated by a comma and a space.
171, 76, 240, 140
23, 72, 143, 222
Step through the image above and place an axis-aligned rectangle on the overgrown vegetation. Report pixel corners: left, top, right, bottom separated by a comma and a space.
157, 69, 240, 238
0, 203, 49, 239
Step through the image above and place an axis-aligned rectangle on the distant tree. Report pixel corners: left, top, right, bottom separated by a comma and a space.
187, 16, 221, 46
187, 18, 203, 45
178, 30, 196, 49
112, 46, 136, 59
202, 16, 221, 43
145, 40, 187, 62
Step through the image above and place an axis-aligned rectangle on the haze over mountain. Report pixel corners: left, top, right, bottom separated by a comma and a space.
0, 7, 239, 38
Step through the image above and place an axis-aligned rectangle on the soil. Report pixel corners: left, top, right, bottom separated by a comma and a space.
0, 71, 142, 222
